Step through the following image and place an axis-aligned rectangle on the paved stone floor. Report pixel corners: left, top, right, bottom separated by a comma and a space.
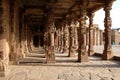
94, 45, 120, 57
0, 46, 120, 80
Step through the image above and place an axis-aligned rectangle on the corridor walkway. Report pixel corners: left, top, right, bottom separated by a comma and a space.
0, 47, 120, 80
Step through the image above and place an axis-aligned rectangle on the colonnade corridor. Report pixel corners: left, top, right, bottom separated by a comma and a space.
18, 47, 78, 64
0, 0, 118, 78
19, 47, 46, 64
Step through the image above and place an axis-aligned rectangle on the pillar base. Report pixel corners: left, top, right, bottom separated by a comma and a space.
78, 51, 89, 62
68, 46, 76, 57
46, 47, 55, 63
102, 50, 113, 60
63, 49, 68, 54
0, 69, 10, 77
46, 60, 56, 63
68, 51, 76, 57
88, 50, 94, 56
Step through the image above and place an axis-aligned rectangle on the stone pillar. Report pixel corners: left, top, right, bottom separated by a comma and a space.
0, 0, 10, 76
98, 30, 100, 45
69, 21, 76, 57
74, 21, 79, 49
78, 1, 89, 62
57, 29, 61, 50
96, 28, 98, 45
54, 30, 58, 49
45, 5, 55, 63
88, 12, 94, 56
24, 22, 29, 54
63, 23, 69, 54
9, 0, 16, 61
86, 28, 89, 46
94, 28, 97, 45
100, 30, 103, 45
102, 2, 113, 60
60, 26, 64, 53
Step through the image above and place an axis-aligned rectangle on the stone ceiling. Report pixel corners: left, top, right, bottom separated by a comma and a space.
19, 0, 115, 26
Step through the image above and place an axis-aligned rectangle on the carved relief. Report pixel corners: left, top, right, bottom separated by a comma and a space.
102, 2, 113, 60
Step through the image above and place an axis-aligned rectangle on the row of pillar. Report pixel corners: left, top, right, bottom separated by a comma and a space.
44, 0, 114, 63
0, 0, 114, 76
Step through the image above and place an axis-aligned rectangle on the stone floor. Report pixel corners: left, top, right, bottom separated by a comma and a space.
0, 46, 120, 80
94, 45, 120, 57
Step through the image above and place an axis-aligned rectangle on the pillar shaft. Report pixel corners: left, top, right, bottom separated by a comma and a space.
78, 2, 89, 62
45, 5, 55, 63
0, 0, 10, 76
88, 12, 94, 56
69, 21, 76, 57
100, 30, 103, 45
102, 2, 113, 60
59, 26, 64, 52
63, 23, 69, 53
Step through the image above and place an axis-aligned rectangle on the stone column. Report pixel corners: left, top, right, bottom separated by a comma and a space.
0, 0, 10, 76
98, 30, 100, 45
88, 12, 94, 56
45, 4, 55, 63
57, 29, 61, 50
24, 22, 29, 54
96, 28, 98, 45
54, 30, 58, 49
86, 28, 89, 46
69, 21, 76, 57
9, 0, 16, 61
78, 1, 89, 62
102, 2, 113, 60
74, 21, 79, 49
60, 26, 64, 53
94, 28, 97, 45
100, 30, 103, 45
63, 23, 69, 54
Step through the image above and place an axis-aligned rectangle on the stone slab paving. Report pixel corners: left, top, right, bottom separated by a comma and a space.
94, 45, 120, 57
0, 56, 120, 80
1, 46, 120, 80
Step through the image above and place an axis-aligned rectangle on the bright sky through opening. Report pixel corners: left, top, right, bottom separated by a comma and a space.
94, 0, 120, 30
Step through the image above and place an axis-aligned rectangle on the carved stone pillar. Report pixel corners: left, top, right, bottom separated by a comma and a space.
100, 30, 103, 45
59, 26, 64, 53
74, 21, 79, 51
78, 2, 89, 62
54, 29, 58, 49
69, 21, 76, 57
9, 0, 16, 61
63, 23, 69, 54
88, 12, 94, 56
58, 29, 61, 50
94, 28, 97, 45
86, 28, 89, 46
45, 5, 55, 63
0, 0, 10, 76
98, 30, 100, 45
102, 2, 113, 60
